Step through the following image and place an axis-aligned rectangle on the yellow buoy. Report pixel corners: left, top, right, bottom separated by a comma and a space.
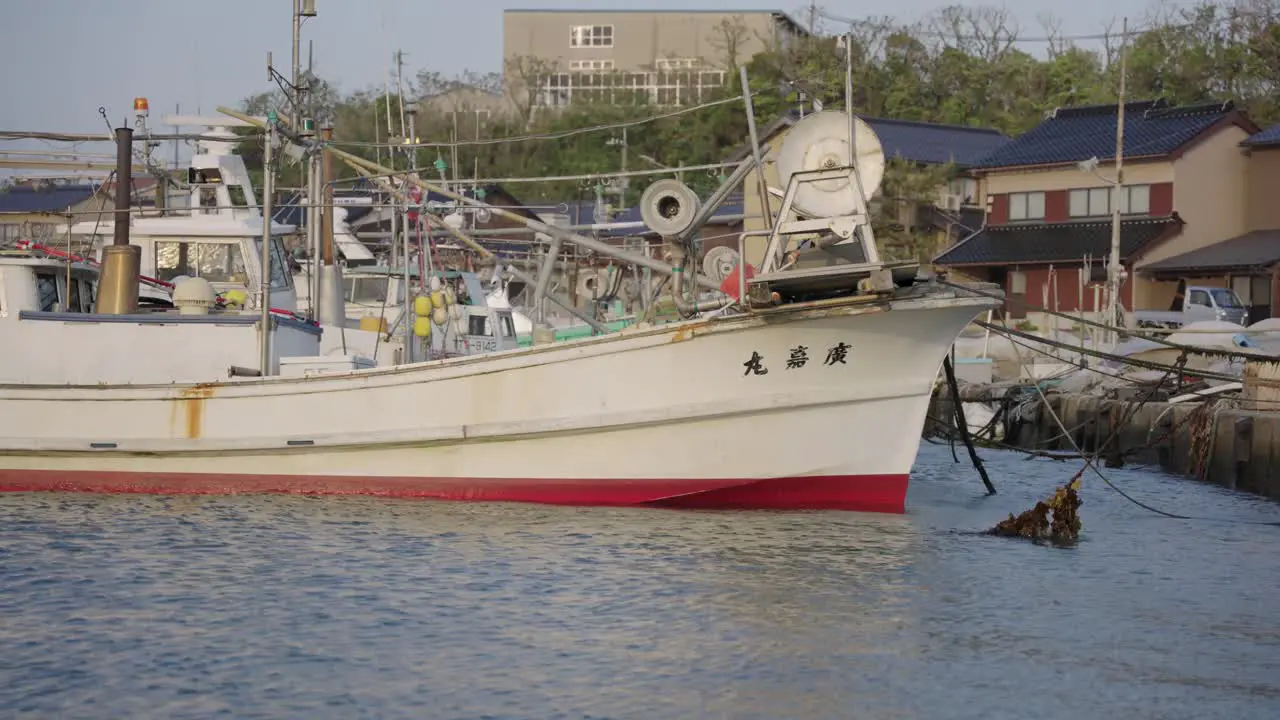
359, 315, 387, 333
413, 295, 431, 316
431, 290, 446, 309
413, 316, 432, 338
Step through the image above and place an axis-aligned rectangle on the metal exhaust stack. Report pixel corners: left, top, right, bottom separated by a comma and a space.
318, 126, 345, 326
96, 126, 141, 314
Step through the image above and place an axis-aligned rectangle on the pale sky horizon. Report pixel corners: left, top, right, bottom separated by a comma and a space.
0, 0, 1187, 169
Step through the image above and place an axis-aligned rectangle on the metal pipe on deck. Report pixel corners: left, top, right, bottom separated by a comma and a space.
213, 106, 705, 331
258, 121, 276, 377
95, 126, 141, 315
334, 148, 722, 293
217, 105, 720, 292
675, 159, 755, 245
343, 162, 610, 334
739, 67, 772, 233
532, 233, 563, 326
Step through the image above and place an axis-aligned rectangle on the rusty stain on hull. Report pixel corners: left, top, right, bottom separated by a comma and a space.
669, 321, 709, 343
171, 384, 216, 439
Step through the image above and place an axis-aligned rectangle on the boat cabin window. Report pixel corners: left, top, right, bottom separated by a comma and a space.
498, 312, 515, 339
67, 275, 81, 312
468, 313, 492, 337
197, 187, 218, 214
344, 276, 389, 304
78, 278, 96, 313
156, 241, 248, 284
30, 271, 94, 313
35, 272, 59, 312
253, 237, 294, 291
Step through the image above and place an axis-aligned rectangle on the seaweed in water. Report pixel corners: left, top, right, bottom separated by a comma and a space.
987, 479, 1082, 544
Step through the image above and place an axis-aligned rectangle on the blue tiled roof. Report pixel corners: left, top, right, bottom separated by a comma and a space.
972, 99, 1241, 170
728, 110, 1008, 168
866, 118, 1010, 167
935, 216, 1182, 266
0, 184, 99, 214
1244, 122, 1280, 148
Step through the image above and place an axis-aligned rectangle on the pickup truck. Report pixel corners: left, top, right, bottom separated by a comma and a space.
1132, 282, 1250, 329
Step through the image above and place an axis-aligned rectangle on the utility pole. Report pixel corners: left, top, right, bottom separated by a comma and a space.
1108, 16, 1128, 344
620, 126, 628, 202
394, 49, 408, 142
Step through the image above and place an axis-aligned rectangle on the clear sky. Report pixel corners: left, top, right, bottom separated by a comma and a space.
0, 0, 1175, 163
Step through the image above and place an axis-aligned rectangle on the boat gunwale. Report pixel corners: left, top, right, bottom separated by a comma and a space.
0, 288, 996, 398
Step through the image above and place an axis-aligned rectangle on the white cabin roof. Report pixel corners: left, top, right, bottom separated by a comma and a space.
68, 215, 295, 238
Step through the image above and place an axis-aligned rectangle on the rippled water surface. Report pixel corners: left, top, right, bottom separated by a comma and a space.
2, 443, 1279, 719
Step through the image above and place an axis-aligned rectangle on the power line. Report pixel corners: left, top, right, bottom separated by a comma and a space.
0, 130, 261, 143
1, 91, 752, 156
328, 92, 757, 150
339, 161, 740, 187
815, 6, 1276, 44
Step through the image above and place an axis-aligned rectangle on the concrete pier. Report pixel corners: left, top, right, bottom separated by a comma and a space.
928, 389, 1280, 502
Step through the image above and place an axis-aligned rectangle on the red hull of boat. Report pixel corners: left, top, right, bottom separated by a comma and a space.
0, 470, 909, 513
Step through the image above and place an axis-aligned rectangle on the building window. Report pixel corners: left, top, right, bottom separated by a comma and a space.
1069, 187, 1110, 217
655, 57, 699, 70
944, 178, 977, 206
538, 73, 572, 107
1008, 191, 1045, 221
570, 59, 615, 71
1122, 184, 1150, 214
1070, 184, 1151, 217
0, 223, 22, 244
570, 25, 613, 48
534, 70, 726, 108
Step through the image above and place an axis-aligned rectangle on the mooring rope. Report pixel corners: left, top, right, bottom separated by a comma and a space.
990, 317, 1280, 527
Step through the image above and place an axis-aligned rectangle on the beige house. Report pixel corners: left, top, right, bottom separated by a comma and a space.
502, 9, 805, 110
1137, 122, 1280, 319
934, 99, 1261, 327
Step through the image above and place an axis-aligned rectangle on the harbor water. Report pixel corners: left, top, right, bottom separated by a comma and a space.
2, 443, 1279, 719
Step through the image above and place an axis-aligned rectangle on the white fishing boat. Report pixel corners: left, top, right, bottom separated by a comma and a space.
0, 109, 1000, 512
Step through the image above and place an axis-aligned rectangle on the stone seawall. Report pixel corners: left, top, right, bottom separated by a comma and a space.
927, 391, 1280, 502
